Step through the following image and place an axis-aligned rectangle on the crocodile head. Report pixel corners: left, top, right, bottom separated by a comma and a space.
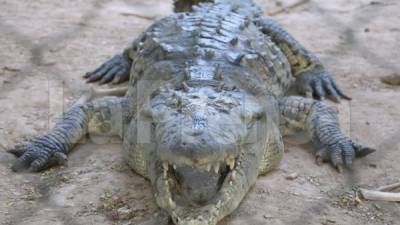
144, 83, 265, 208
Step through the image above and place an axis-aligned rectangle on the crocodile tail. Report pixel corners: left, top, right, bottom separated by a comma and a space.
173, 0, 258, 13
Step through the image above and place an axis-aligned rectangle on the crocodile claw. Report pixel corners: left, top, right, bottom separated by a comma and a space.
7, 143, 29, 157
84, 54, 130, 84
8, 141, 68, 172
297, 67, 351, 102
315, 139, 375, 173
353, 142, 376, 158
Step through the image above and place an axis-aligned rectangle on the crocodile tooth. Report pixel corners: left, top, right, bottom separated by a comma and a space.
163, 162, 169, 177
163, 162, 169, 169
230, 171, 237, 182
182, 82, 190, 92
230, 161, 235, 170
216, 200, 222, 208
213, 162, 220, 174
216, 83, 224, 92
226, 157, 235, 170
169, 197, 176, 209
173, 164, 177, 170
206, 164, 212, 172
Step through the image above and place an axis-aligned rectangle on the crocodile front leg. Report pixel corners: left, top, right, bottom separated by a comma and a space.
278, 96, 375, 172
8, 97, 135, 172
84, 48, 132, 84
256, 17, 350, 101
169, 142, 263, 225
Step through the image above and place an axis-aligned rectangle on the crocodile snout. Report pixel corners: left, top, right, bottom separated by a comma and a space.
159, 128, 239, 167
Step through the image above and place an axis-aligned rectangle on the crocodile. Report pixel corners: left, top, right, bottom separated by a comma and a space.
8, 0, 376, 224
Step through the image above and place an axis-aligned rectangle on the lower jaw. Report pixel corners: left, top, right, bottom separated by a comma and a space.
154, 163, 238, 212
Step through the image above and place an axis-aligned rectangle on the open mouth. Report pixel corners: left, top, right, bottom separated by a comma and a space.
155, 155, 239, 209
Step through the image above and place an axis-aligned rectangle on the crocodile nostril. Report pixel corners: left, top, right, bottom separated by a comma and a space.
193, 129, 204, 136
186, 129, 204, 136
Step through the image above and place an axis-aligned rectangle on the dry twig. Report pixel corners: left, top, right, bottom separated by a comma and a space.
359, 189, 400, 202
359, 181, 400, 202
376, 181, 400, 192
381, 74, 400, 86
268, 0, 311, 16
120, 12, 157, 20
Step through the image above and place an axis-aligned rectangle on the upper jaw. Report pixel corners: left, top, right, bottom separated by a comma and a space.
161, 153, 237, 175
157, 140, 241, 171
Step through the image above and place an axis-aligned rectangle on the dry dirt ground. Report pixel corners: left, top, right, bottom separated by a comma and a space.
0, 0, 399, 225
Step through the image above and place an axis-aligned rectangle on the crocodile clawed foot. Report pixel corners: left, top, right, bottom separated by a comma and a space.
84, 54, 130, 84
7, 141, 68, 172
314, 139, 375, 173
296, 68, 351, 102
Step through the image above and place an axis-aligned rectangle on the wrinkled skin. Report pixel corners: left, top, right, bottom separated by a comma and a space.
7, 0, 376, 224
149, 87, 248, 205
139, 84, 271, 223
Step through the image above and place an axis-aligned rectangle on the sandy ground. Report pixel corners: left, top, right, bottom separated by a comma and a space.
0, 0, 399, 224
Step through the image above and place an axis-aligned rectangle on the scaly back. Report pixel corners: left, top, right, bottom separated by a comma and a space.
173, 0, 262, 16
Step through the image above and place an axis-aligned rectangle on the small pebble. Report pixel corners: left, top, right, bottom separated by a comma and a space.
2, 66, 20, 72
67, 195, 74, 200
275, 1, 283, 7
117, 206, 134, 220
325, 219, 337, 224
263, 214, 273, 219
370, 1, 382, 5
286, 172, 299, 180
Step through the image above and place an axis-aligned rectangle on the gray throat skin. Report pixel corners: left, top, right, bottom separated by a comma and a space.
8, 0, 376, 224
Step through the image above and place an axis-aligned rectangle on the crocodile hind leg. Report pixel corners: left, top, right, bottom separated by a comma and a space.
278, 96, 375, 172
7, 97, 135, 172
256, 17, 350, 102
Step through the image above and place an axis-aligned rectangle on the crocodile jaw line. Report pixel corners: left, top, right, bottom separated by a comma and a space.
155, 155, 239, 212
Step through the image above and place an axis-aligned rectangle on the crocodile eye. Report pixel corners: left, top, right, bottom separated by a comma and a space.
189, 94, 200, 99
208, 95, 217, 100
141, 103, 154, 118
167, 97, 183, 108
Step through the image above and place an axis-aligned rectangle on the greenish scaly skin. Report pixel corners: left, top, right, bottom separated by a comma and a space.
8, 1, 375, 224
